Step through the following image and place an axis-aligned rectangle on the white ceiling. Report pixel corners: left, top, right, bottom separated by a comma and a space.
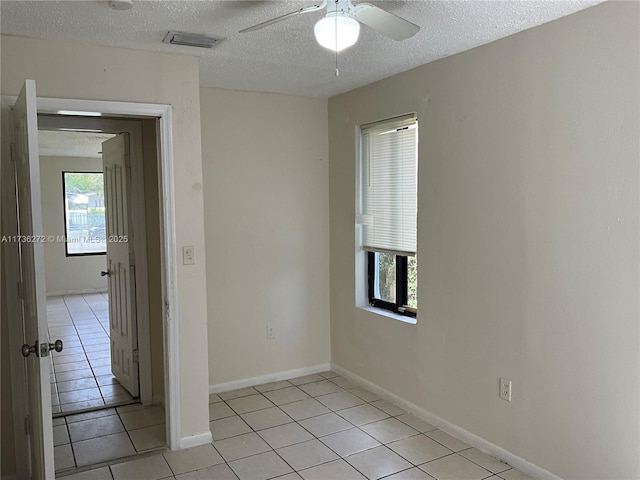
1, 0, 602, 97
38, 130, 116, 158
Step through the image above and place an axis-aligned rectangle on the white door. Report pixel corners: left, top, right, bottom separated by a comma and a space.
13, 80, 55, 479
103, 133, 139, 397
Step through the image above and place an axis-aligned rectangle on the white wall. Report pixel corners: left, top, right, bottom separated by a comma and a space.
1, 35, 210, 447
328, 3, 639, 480
39, 156, 108, 295
200, 87, 330, 387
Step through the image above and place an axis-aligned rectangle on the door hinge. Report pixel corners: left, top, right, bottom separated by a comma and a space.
24, 415, 31, 435
164, 300, 171, 321
10, 143, 16, 163
132, 349, 139, 364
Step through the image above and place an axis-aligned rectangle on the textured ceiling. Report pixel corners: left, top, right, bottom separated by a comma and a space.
38, 131, 116, 158
1, 0, 602, 97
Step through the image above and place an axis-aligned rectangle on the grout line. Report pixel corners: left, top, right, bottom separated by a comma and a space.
66, 416, 79, 471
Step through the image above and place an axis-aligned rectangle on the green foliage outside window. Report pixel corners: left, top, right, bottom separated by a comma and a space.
376, 253, 418, 309
378, 253, 396, 303
64, 172, 104, 196
407, 256, 417, 309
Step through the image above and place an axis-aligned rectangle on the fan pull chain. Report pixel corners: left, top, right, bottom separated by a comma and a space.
335, 2, 339, 77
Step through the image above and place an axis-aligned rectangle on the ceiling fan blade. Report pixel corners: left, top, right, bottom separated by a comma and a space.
240, 2, 326, 33
351, 3, 420, 41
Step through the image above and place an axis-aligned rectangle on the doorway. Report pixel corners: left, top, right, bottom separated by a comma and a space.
35, 116, 166, 473
37, 129, 123, 413
3, 89, 185, 478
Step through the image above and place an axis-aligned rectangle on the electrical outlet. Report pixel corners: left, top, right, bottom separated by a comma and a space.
500, 378, 512, 401
266, 324, 275, 340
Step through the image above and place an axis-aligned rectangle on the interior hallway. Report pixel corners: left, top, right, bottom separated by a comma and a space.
48, 294, 135, 413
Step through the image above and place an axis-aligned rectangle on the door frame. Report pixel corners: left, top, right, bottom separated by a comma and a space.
3, 96, 182, 468
38, 115, 152, 406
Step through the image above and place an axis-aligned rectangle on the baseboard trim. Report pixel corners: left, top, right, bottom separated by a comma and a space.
46, 288, 108, 297
331, 364, 562, 480
209, 363, 331, 394
178, 431, 213, 450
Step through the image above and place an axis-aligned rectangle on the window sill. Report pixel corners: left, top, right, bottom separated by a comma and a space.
357, 306, 417, 325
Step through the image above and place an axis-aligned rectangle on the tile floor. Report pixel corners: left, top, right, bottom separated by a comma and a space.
48, 294, 135, 414
57, 371, 535, 480
54, 403, 166, 473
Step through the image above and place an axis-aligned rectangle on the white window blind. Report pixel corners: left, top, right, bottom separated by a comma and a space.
361, 114, 417, 256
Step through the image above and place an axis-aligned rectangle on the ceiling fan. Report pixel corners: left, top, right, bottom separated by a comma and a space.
240, 0, 420, 52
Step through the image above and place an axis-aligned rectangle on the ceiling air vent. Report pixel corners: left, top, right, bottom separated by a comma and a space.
162, 31, 224, 49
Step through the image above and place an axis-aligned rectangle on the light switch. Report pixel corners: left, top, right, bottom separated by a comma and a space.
182, 246, 195, 265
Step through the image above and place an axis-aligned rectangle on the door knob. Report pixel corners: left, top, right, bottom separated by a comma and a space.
49, 340, 63, 353
101, 270, 110, 277
21, 341, 39, 358
21, 339, 63, 357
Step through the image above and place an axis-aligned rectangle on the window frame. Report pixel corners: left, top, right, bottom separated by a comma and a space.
358, 113, 418, 320
367, 251, 416, 318
62, 170, 107, 257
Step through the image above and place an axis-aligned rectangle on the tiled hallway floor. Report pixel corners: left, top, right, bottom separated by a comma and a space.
54, 403, 166, 472
57, 371, 534, 480
48, 294, 135, 414
50, 294, 165, 474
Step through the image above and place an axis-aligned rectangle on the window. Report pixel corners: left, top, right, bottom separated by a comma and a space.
360, 114, 418, 317
62, 172, 106, 256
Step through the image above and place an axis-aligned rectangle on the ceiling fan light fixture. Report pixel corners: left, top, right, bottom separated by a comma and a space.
314, 13, 360, 52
